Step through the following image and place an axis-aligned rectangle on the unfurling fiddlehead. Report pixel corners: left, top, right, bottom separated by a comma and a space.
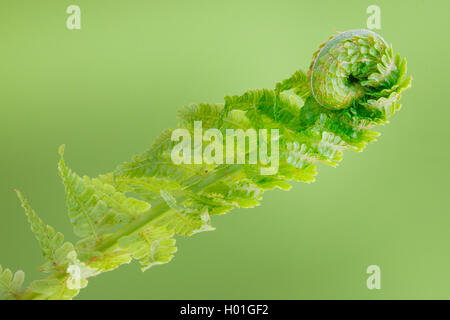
2, 29, 411, 300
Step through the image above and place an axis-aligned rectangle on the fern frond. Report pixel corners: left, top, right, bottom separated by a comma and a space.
15, 190, 75, 273
24, 278, 78, 300
118, 226, 177, 271
275, 69, 311, 99
0, 265, 25, 300
8, 29, 411, 300
58, 145, 150, 242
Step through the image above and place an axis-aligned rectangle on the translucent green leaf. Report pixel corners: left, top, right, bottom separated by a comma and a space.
0, 265, 25, 300
15, 190, 75, 273
118, 226, 177, 271
58, 145, 151, 241
27, 278, 79, 300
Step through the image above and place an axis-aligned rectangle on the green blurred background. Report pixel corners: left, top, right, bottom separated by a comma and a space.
1, 0, 449, 299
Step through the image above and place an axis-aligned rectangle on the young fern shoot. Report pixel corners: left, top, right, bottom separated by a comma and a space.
2, 29, 411, 300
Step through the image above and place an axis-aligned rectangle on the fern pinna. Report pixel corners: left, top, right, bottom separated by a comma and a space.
1, 29, 411, 300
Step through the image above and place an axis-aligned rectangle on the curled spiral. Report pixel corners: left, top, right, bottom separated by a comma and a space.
308, 29, 411, 112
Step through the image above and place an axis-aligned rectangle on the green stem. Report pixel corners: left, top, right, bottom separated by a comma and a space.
95, 164, 242, 252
